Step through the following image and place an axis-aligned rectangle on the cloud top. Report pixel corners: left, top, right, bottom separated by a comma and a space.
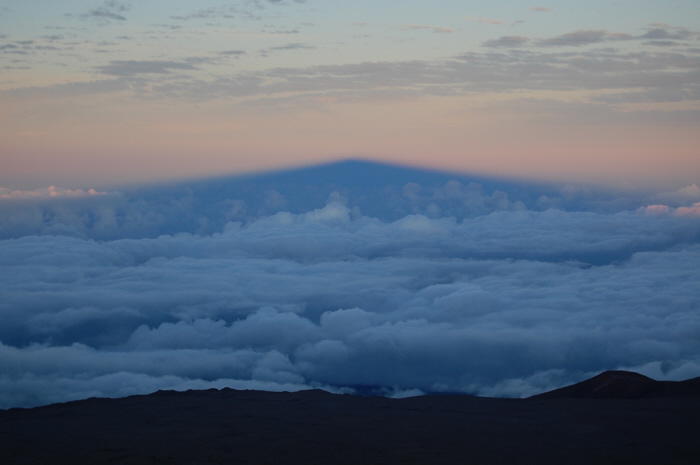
1, 165, 699, 408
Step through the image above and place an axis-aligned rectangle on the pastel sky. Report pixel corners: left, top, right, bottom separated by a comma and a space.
1, 0, 699, 189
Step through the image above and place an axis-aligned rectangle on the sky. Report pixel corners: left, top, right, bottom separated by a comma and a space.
1, 0, 699, 189
1, 161, 699, 408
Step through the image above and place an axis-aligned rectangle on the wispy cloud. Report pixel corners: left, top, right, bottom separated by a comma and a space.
464, 16, 511, 25
266, 43, 316, 52
15, 37, 690, 115
219, 50, 247, 56
640, 27, 693, 40
482, 36, 530, 48
96, 60, 199, 76
7, 28, 698, 115
171, 0, 305, 22
400, 25, 453, 34
537, 29, 634, 46
529, 7, 553, 12
171, 7, 238, 21
536, 26, 696, 47
263, 29, 301, 35
81, 0, 130, 23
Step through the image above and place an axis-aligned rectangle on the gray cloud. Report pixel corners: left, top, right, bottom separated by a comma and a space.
5, 24, 699, 112
464, 16, 512, 25
34, 45, 62, 51
96, 60, 199, 76
537, 29, 634, 47
171, 7, 238, 21
640, 27, 693, 40
536, 27, 696, 47
220, 50, 247, 56
81, 0, 130, 23
171, 0, 304, 22
643, 40, 683, 47
222, 47, 699, 108
3, 43, 698, 122
41, 34, 65, 41
111, 44, 700, 108
266, 29, 301, 34
1, 165, 700, 408
268, 43, 316, 51
399, 25, 453, 34
482, 36, 530, 48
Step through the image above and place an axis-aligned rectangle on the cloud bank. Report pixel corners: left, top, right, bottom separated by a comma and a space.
1, 163, 699, 408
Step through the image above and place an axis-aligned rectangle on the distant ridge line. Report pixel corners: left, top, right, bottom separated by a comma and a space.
530, 370, 700, 399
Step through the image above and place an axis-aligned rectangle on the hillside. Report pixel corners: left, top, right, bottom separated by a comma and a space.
1, 371, 699, 465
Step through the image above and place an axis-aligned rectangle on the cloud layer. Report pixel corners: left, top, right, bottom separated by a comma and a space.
2, 164, 699, 408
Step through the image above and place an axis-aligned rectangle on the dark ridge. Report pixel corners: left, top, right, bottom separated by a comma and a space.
1, 376, 700, 465
531, 370, 700, 399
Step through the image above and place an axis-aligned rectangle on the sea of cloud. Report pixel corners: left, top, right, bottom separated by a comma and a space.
1, 169, 699, 408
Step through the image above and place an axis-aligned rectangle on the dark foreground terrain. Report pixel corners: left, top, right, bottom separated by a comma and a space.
1, 371, 699, 465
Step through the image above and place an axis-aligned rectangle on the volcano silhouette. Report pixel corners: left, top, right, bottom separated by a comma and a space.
531, 370, 700, 399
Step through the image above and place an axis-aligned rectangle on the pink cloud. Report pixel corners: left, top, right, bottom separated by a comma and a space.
638, 202, 700, 217
674, 202, 700, 217
639, 204, 671, 216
